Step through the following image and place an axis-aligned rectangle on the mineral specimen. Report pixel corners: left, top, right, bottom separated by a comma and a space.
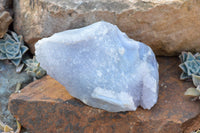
35, 21, 159, 112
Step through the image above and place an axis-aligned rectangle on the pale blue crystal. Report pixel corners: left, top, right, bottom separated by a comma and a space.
35, 21, 159, 112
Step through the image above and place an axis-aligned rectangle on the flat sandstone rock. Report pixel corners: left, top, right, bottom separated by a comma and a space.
9, 57, 200, 133
14, 0, 200, 55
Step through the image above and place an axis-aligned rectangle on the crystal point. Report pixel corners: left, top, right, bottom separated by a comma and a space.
35, 21, 159, 112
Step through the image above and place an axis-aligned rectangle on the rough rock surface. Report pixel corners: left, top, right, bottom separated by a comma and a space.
14, 0, 200, 55
35, 21, 159, 112
0, 61, 32, 130
0, 0, 12, 11
9, 57, 200, 133
0, 0, 13, 16
0, 4, 12, 38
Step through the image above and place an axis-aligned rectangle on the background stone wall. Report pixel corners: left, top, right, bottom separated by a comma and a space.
13, 0, 200, 56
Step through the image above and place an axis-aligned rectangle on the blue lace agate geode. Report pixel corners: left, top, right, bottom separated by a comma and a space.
35, 21, 159, 112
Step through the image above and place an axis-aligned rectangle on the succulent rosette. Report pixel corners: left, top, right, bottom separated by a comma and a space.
0, 31, 28, 66
179, 52, 200, 80
24, 56, 46, 79
180, 52, 200, 100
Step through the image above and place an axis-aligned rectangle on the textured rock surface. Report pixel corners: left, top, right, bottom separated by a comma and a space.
0, 0, 12, 11
0, 61, 32, 130
0, 4, 12, 38
14, 0, 200, 55
35, 21, 159, 112
8, 57, 200, 133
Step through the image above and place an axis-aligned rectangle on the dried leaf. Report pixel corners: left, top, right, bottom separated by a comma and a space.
184, 87, 200, 96
15, 83, 21, 93
192, 74, 200, 87
16, 63, 24, 73
4, 125, 13, 132
15, 121, 21, 133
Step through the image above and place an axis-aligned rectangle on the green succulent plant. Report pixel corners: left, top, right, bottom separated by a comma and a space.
0, 31, 28, 66
191, 128, 200, 133
24, 56, 46, 79
179, 52, 200, 80
185, 74, 200, 99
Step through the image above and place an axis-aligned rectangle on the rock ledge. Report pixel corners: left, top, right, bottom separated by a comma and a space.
9, 57, 200, 133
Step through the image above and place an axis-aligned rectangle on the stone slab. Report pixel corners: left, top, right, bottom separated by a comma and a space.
13, 0, 200, 56
8, 57, 200, 133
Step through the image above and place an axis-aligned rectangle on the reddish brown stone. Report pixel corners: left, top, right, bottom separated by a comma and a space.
9, 57, 200, 133
0, 4, 12, 38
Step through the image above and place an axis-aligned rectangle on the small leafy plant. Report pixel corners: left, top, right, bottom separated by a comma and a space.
0, 119, 21, 133
191, 128, 200, 133
184, 74, 200, 100
179, 52, 200, 100
179, 52, 200, 80
0, 31, 28, 66
24, 56, 46, 79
